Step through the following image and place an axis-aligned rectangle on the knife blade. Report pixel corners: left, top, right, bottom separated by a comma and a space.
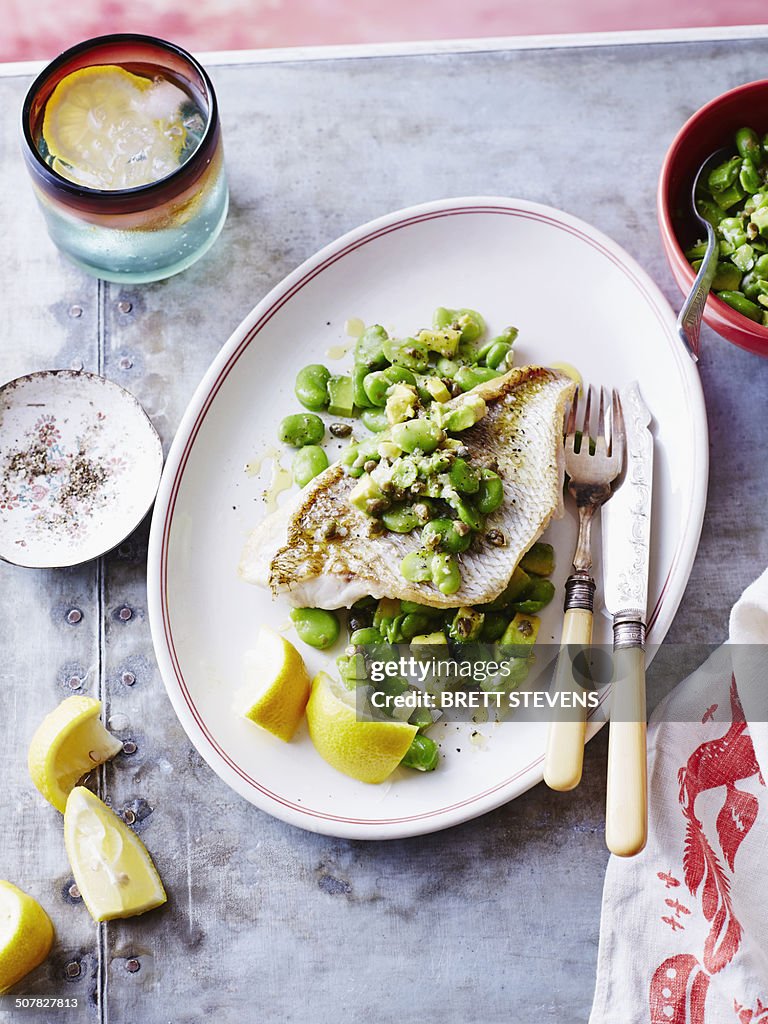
601, 381, 653, 857
602, 381, 653, 627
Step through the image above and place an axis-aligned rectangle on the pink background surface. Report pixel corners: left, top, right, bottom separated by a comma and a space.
2, 0, 766, 63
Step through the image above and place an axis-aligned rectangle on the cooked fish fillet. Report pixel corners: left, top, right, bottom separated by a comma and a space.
240, 366, 576, 609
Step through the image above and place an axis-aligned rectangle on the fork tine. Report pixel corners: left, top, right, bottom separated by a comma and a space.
611, 389, 626, 463
597, 386, 607, 443
579, 385, 593, 452
565, 386, 579, 437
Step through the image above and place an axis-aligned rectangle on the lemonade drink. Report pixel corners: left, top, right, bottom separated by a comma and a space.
22, 35, 228, 283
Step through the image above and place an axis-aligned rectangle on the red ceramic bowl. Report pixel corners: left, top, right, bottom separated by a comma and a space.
658, 79, 768, 357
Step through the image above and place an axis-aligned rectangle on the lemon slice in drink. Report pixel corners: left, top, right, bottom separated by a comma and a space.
42, 64, 186, 189
28, 696, 123, 814
306, 672, 417, 783
64, 787, 167, 923
0, 882, 54, 994
235, 626, 311, 742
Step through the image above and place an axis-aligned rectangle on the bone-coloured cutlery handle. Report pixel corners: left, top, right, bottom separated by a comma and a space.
606, 643, 648, 857
544, 601, 593, 792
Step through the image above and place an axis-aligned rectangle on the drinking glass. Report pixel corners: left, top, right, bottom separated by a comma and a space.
21, 33, 228, 283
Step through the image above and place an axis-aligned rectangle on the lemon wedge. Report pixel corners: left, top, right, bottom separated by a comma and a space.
306, 672, 417, 783
235, 626, 311, 742
42, 64, 187, 189
28, 696, 123, 814
64, 787, 166, 923
0, 882, 54, 994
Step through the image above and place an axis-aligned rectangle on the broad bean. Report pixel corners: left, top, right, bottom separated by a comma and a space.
290, 607, 340, 649
401, 734, 439, 771
421, 517, 472, 554
430, 552, 461, 595
292, 445, 328, 487
279, 413, 325, 447
295, 364, 330, 410
476, 469, 504, 513
390, 419, 443, 454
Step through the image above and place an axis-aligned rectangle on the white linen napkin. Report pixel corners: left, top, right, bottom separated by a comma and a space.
589, 570, 768, 1024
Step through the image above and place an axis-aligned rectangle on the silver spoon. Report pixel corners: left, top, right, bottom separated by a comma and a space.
676, 146, 733, 362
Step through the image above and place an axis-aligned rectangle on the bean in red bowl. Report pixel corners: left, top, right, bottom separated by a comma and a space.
658, 79, 768, 357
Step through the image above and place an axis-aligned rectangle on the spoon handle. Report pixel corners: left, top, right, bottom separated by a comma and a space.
676, 220, 718, 362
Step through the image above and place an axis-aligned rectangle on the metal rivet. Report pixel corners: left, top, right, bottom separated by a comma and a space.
126, 958, 141, 973
70, 359, 84, 372
68, 884, 81, 900
67, 675, 82, 690
118, 606, 132, 621
123, 809, 136, 825
119, 356, 133, 370
121, 671, 136, 687
122, 740, 137, 755
67, 609, 82, 625
65, 961, 81, 979
117, 300, 132, 314
69, 305, 83, 318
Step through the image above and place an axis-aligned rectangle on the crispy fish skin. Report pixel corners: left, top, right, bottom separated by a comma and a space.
239, 366, 576, 609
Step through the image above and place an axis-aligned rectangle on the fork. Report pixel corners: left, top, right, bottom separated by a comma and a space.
544, 385, 625, 792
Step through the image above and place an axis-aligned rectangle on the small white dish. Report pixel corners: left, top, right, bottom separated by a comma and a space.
0, 370, 163, 568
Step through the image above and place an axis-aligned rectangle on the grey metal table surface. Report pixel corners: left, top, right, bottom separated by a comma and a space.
2, 29, 768, 1024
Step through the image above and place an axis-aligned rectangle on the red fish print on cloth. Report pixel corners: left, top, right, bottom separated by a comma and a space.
646, 677, 765, 1023
677, 678, 761, 974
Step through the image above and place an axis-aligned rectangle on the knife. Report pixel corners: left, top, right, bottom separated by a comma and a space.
601, 381, 653, 857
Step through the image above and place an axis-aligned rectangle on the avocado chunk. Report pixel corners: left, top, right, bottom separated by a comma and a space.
410, 631, 448, 645
501, 612, 540, 651
349, 474, 385, 513
419, 375, 451, 403
448, 607, 485, 643
753, 206, 768, 237
327, 374, 354, 417
512, 578, 555, 613
416, 327, 461, 357
385, 383, 418, 425
373, 598, 402, 630
442, 393, 487, 432
520, 542, 556, 577
484, 567, 531, 611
